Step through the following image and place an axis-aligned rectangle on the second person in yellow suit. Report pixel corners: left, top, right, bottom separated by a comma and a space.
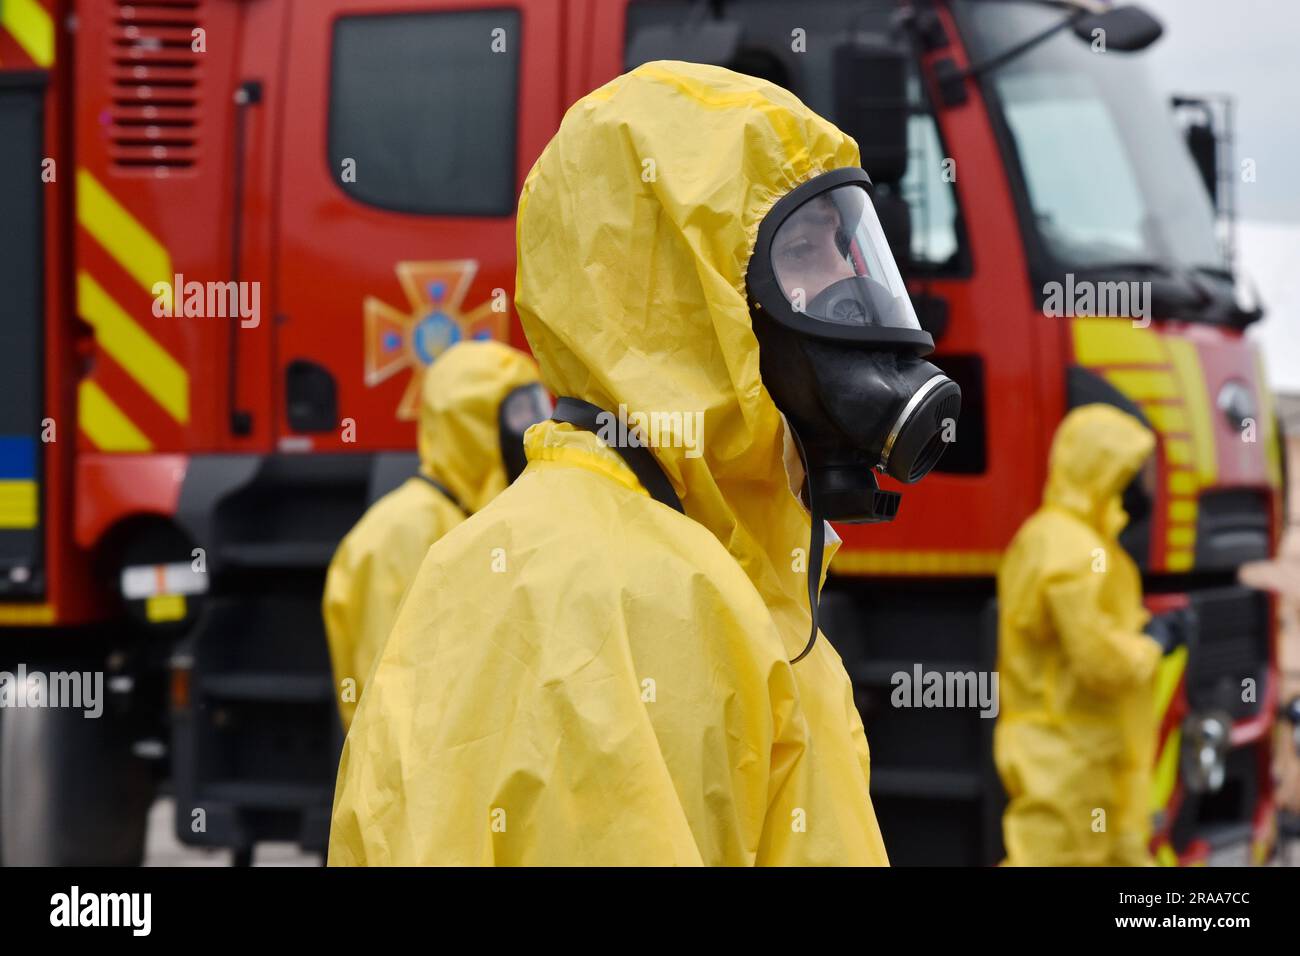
995, 403, 1184, 866
328, 62, 938, 865
322, 340, 544, 729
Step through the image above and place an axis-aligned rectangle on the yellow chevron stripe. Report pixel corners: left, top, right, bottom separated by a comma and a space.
1142, 403, 1188, 433
78, 379, 153, 451
1254, 350, 1283, 488
0, 480, 38, 529
1165, 437, 1193, 466
78, 272, 189, 424
1104, 369, 1179, 400
831, 550, 1003, 576
1151, 725, 1183, 813
1, 0, 54, 67
76, 169, 173, 298
1071, 317, 1165, 365
1165, 338, 1217, 486
1169, 470, 1197, 495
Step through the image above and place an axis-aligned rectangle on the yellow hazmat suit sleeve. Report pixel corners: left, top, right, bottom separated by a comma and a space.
330, 62, 888, 866
322, 341, 540, 728
1045, 572, 1161, 697
995, 403, 1160, 866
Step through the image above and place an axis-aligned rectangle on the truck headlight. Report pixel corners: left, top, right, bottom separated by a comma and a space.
1181, 712, 1231, 793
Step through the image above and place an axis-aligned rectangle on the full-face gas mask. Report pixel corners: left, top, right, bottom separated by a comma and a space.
499, 382, 553, 483
747, 167, 960, 522
746, 167, 960, 660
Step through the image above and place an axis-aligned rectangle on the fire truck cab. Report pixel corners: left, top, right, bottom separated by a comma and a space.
0, 0, 1286, 865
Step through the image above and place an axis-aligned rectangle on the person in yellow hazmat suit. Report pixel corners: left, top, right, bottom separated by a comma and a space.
329, 61, 962, 865
322, 340, 546, 729
995, 403, 1188, 866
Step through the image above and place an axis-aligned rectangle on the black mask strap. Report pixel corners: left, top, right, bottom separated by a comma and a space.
551, 397, 685, 514
416, 473, 467, 515
789, 425, 822, 665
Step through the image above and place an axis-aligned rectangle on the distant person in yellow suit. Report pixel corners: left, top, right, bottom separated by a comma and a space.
328, 61, 965, 866
322, 340, 545, 729
995, 403, 1187, 866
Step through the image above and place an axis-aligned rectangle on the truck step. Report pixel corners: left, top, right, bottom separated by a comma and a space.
199, 781, 334, 811
219, 541, 339, 571
200, 673, 334, 703
871, 768, 983, 799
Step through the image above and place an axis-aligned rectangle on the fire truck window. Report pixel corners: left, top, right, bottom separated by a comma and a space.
625, 0, 965, 274
329, 10, 520, 216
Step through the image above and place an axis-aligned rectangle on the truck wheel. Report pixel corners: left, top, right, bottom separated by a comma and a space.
0, 677, 154, 866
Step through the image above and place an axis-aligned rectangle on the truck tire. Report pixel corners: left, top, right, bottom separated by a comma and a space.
0, 675, 154, 866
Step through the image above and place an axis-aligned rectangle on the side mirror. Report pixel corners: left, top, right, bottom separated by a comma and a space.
1071, 5, 1163, 52
832, 37, 909, 184
1172, 97, 1219, 204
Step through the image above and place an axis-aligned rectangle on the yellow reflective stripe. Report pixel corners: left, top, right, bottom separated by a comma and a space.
1165, 338, 1217, 486
1151, 726, 1182, 813
1168, 498, 1197, 523
1104, 369, 1179, 400
0, 480, 38, 528
78, 379, 153, 451
1168, 526, 1195, 548
76, 169, 173, 296
1, 0, 54, 67
78, 272, 189, 424
146, 593, 187, 623
1165, 437, 1193, 466
1142, 403, 1188, 433
1167, 550, 1194, 571
1071, 317, 1165, 365
830, 550, 1003, 575
0, 602, 55, 624
1254, 349, 1283, 488
1169, 470, 1197, 495
1153, 645, 1187, 722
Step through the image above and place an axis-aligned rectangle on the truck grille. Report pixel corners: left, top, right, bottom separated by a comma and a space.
109, 1, 202, 172
1186, 587, 1271, 718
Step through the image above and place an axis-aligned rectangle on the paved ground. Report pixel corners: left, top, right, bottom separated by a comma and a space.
143, 797, 320, 867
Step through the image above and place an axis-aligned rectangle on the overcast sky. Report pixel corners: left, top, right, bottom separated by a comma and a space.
1141, 0, 1299, 224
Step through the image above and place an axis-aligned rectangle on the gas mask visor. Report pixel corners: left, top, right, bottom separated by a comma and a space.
499, 382, 553, 483
747, 167, 934, 352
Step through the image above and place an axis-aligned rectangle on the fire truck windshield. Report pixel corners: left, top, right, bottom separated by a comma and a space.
956, 1, 1228, 283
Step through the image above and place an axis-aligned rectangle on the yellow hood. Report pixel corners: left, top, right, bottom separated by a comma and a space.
515, 61, 860, 638
1043, 404, 1155, 534
417, 340, 541, 513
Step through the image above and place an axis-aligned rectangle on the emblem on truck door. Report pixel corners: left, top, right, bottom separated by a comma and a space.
363, 260, 507, 420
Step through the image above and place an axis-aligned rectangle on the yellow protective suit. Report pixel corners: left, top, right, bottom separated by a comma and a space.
328, 61, 889, 866
995, 403, 1161, 866
322, 340, 540, 729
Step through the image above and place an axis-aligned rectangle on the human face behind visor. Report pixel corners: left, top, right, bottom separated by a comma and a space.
770, 184, 916, 331
499, 382, 553, 483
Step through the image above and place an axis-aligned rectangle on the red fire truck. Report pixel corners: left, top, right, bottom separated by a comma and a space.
0, 0, 1287, 865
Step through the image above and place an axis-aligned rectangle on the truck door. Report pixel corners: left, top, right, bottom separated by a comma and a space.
0, 75, 46, 597
274, 0, 562, 454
